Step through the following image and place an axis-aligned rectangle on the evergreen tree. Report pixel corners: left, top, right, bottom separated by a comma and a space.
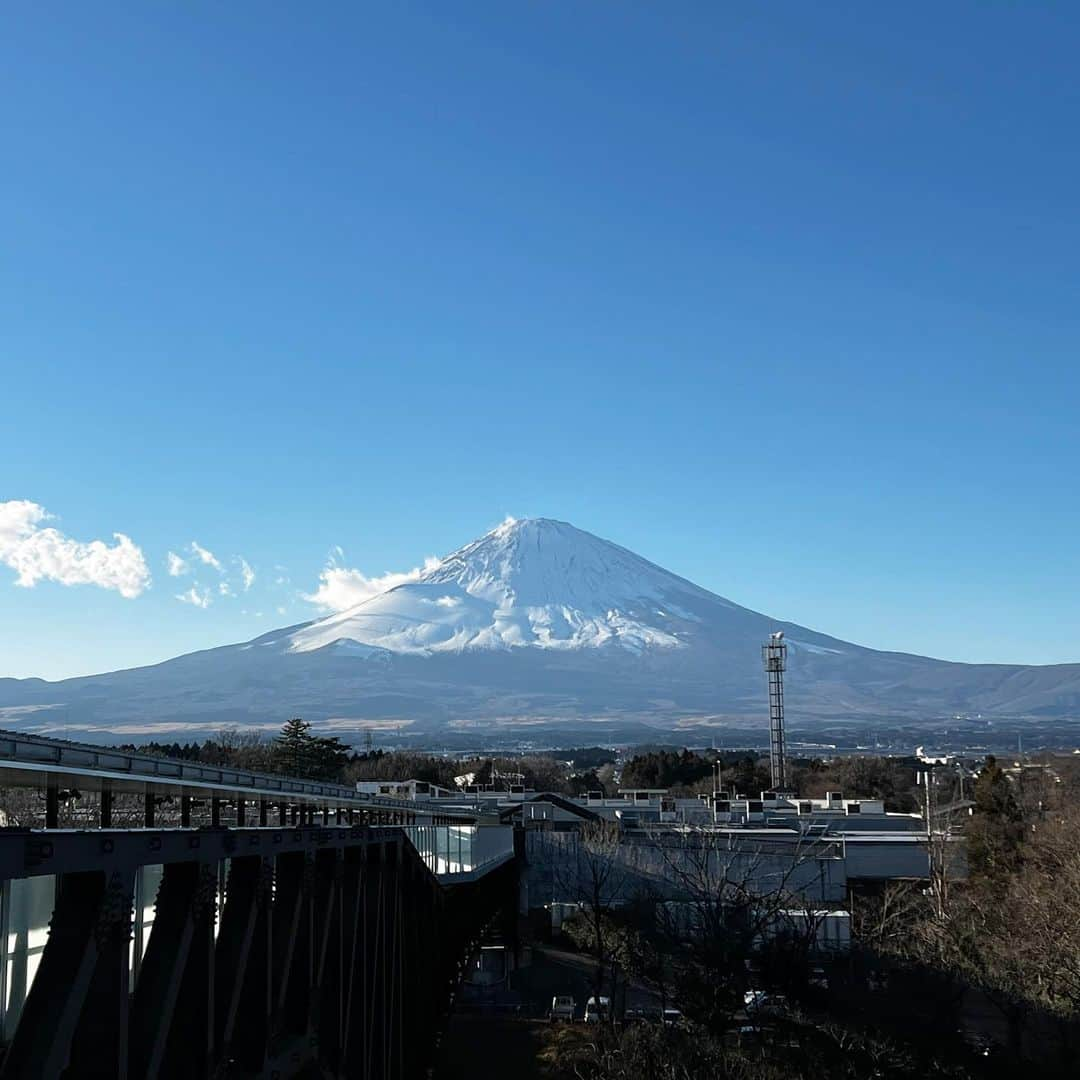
307, 734, 352, 781
969, 754, 1023, 880
275, 717, 314, 777
272, 718, 352, 781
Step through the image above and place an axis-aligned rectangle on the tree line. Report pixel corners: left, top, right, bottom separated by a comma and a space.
115, 726, 608, 793
116, 719, 353, 782
619, 748, 919, 811
855, 753, 1080, 1070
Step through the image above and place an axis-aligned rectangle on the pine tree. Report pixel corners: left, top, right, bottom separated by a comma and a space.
307, 734, 351, 781
275, 717, 314, 778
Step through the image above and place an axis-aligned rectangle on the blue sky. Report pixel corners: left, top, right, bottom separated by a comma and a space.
3, 2, 1080, 679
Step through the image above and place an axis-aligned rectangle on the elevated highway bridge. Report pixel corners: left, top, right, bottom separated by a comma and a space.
0, 731, 518, 1079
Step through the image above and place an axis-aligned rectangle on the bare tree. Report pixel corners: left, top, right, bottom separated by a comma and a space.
547, 820, 628, 1010
641, 827, 840, 1028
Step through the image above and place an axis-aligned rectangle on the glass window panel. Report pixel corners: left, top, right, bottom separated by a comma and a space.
3, 875, 56, 1040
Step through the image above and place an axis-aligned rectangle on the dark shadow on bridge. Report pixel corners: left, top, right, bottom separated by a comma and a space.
0, 825, 518, 1079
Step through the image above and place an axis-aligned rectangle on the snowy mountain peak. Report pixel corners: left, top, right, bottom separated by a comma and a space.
288, 518, 721, 657
422, 517, 701, 609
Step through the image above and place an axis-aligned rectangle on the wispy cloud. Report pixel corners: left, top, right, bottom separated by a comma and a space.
0, 500, 150, 598
219, 581, 232, 597
238, 558, 255, 591
189, 541, 222, 572
176, 586, 212, 609
166, 551, 189, 577
304, 553, 441, 613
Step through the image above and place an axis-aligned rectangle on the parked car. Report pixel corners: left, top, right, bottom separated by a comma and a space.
744, 990, 786, 1017
623, 1005, 679, 1025
584, 996, 610, 1023
549, 995, 575, 1023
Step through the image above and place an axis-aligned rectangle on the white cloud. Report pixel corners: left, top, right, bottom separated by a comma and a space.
166, 551, 189, 577
219, 581, 232, 597
276, 605, 287, 615
0, 500, 150, 599
303, 555, 441, 613
189, 541, 222, 572
176, 586, 212, 609
238, 558, 255, 591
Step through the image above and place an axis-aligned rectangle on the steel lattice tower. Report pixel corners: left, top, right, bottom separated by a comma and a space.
762, 631, 788, 791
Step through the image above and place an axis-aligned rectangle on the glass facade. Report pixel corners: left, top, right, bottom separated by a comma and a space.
403, 825, 513, 876
1, 875, 56, 1040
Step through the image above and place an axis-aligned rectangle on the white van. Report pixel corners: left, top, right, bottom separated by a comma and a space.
549, 995, 575, 1022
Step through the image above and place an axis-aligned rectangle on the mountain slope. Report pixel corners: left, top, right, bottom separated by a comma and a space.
289, 517, 743, 656
1, 518, 1079, 740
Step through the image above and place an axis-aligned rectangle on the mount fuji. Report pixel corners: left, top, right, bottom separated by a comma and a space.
3, 518, 1080, 742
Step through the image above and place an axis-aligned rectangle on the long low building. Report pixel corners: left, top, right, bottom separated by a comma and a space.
356, 778, 952, 900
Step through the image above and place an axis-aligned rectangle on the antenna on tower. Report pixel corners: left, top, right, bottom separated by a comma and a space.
762, 631, 788, 792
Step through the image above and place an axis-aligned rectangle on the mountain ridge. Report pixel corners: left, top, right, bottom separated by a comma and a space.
1, 517, 1079, 740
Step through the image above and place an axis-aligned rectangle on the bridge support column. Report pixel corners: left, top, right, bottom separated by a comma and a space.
45, 778, 59, 829
269, 851, 311, 1050
337, 845, 364, 1073
100, 785, 113, 828
356, 841, 400, 1080
131, 861, 217, 1078
1, 868, 134, 1079
215, 855, 272, 1071
315, 848, 345, 1073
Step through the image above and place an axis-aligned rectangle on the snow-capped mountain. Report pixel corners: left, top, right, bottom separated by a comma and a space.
288, 517, 729, 656
2, 517, 1080, 741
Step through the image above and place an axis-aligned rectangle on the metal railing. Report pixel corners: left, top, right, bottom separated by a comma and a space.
0, 729, 365, 803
